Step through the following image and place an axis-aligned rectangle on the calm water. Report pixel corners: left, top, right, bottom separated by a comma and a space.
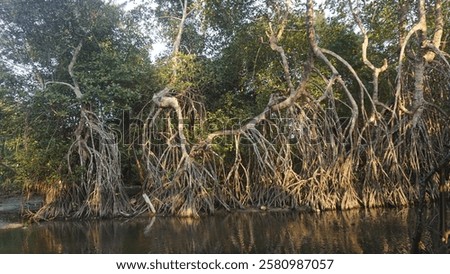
0, 207, 448, 253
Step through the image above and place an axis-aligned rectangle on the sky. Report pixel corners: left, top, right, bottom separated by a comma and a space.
109, 0, 167, 60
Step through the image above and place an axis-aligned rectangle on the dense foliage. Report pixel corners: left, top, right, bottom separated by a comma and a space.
0, 0, 449, 225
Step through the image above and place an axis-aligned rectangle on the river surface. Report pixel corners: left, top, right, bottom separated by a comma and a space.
0, 205, 449, 254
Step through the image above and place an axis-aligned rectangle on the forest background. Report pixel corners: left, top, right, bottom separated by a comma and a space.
0, 0, 449, 221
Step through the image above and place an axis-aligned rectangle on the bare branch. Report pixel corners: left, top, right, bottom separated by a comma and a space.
68, 40, 83, 99
45, 81, 76, 91
393, 2, 427, 114
424, 0, 444, 61
307, 0, 358, 139
266, 23, 295, 96
171, 0, 189, 81
42, 41, 83, 99
347, 0, 388, 103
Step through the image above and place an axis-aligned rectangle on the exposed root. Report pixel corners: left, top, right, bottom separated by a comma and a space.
32, 109, 132, 220
134, 0, 450, 217
27, 0, 449, 220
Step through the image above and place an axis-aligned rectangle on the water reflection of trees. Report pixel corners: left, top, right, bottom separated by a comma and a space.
18, 220, 128, 253
410, 206, 450, 254
5, 208, 448, 253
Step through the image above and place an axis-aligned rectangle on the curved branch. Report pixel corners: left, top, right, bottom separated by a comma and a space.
45, 81, 76, 91
346, 0, 388, 103
266, 23, 295, 95
43, 40, 83, 99
153, 95, 190, 158
307, 0, 358, 139
393, 13, 426, 115
320, 48, 374, 108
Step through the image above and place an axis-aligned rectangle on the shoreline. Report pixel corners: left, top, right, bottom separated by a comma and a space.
0, 194, 43, 229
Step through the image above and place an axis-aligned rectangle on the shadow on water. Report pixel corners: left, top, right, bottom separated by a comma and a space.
0, 207, 449, 254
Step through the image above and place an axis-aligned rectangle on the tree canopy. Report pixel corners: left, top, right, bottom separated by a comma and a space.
0, 0, 449, 227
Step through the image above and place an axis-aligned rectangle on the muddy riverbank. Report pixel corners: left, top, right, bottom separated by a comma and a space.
0, 194, 42, 229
